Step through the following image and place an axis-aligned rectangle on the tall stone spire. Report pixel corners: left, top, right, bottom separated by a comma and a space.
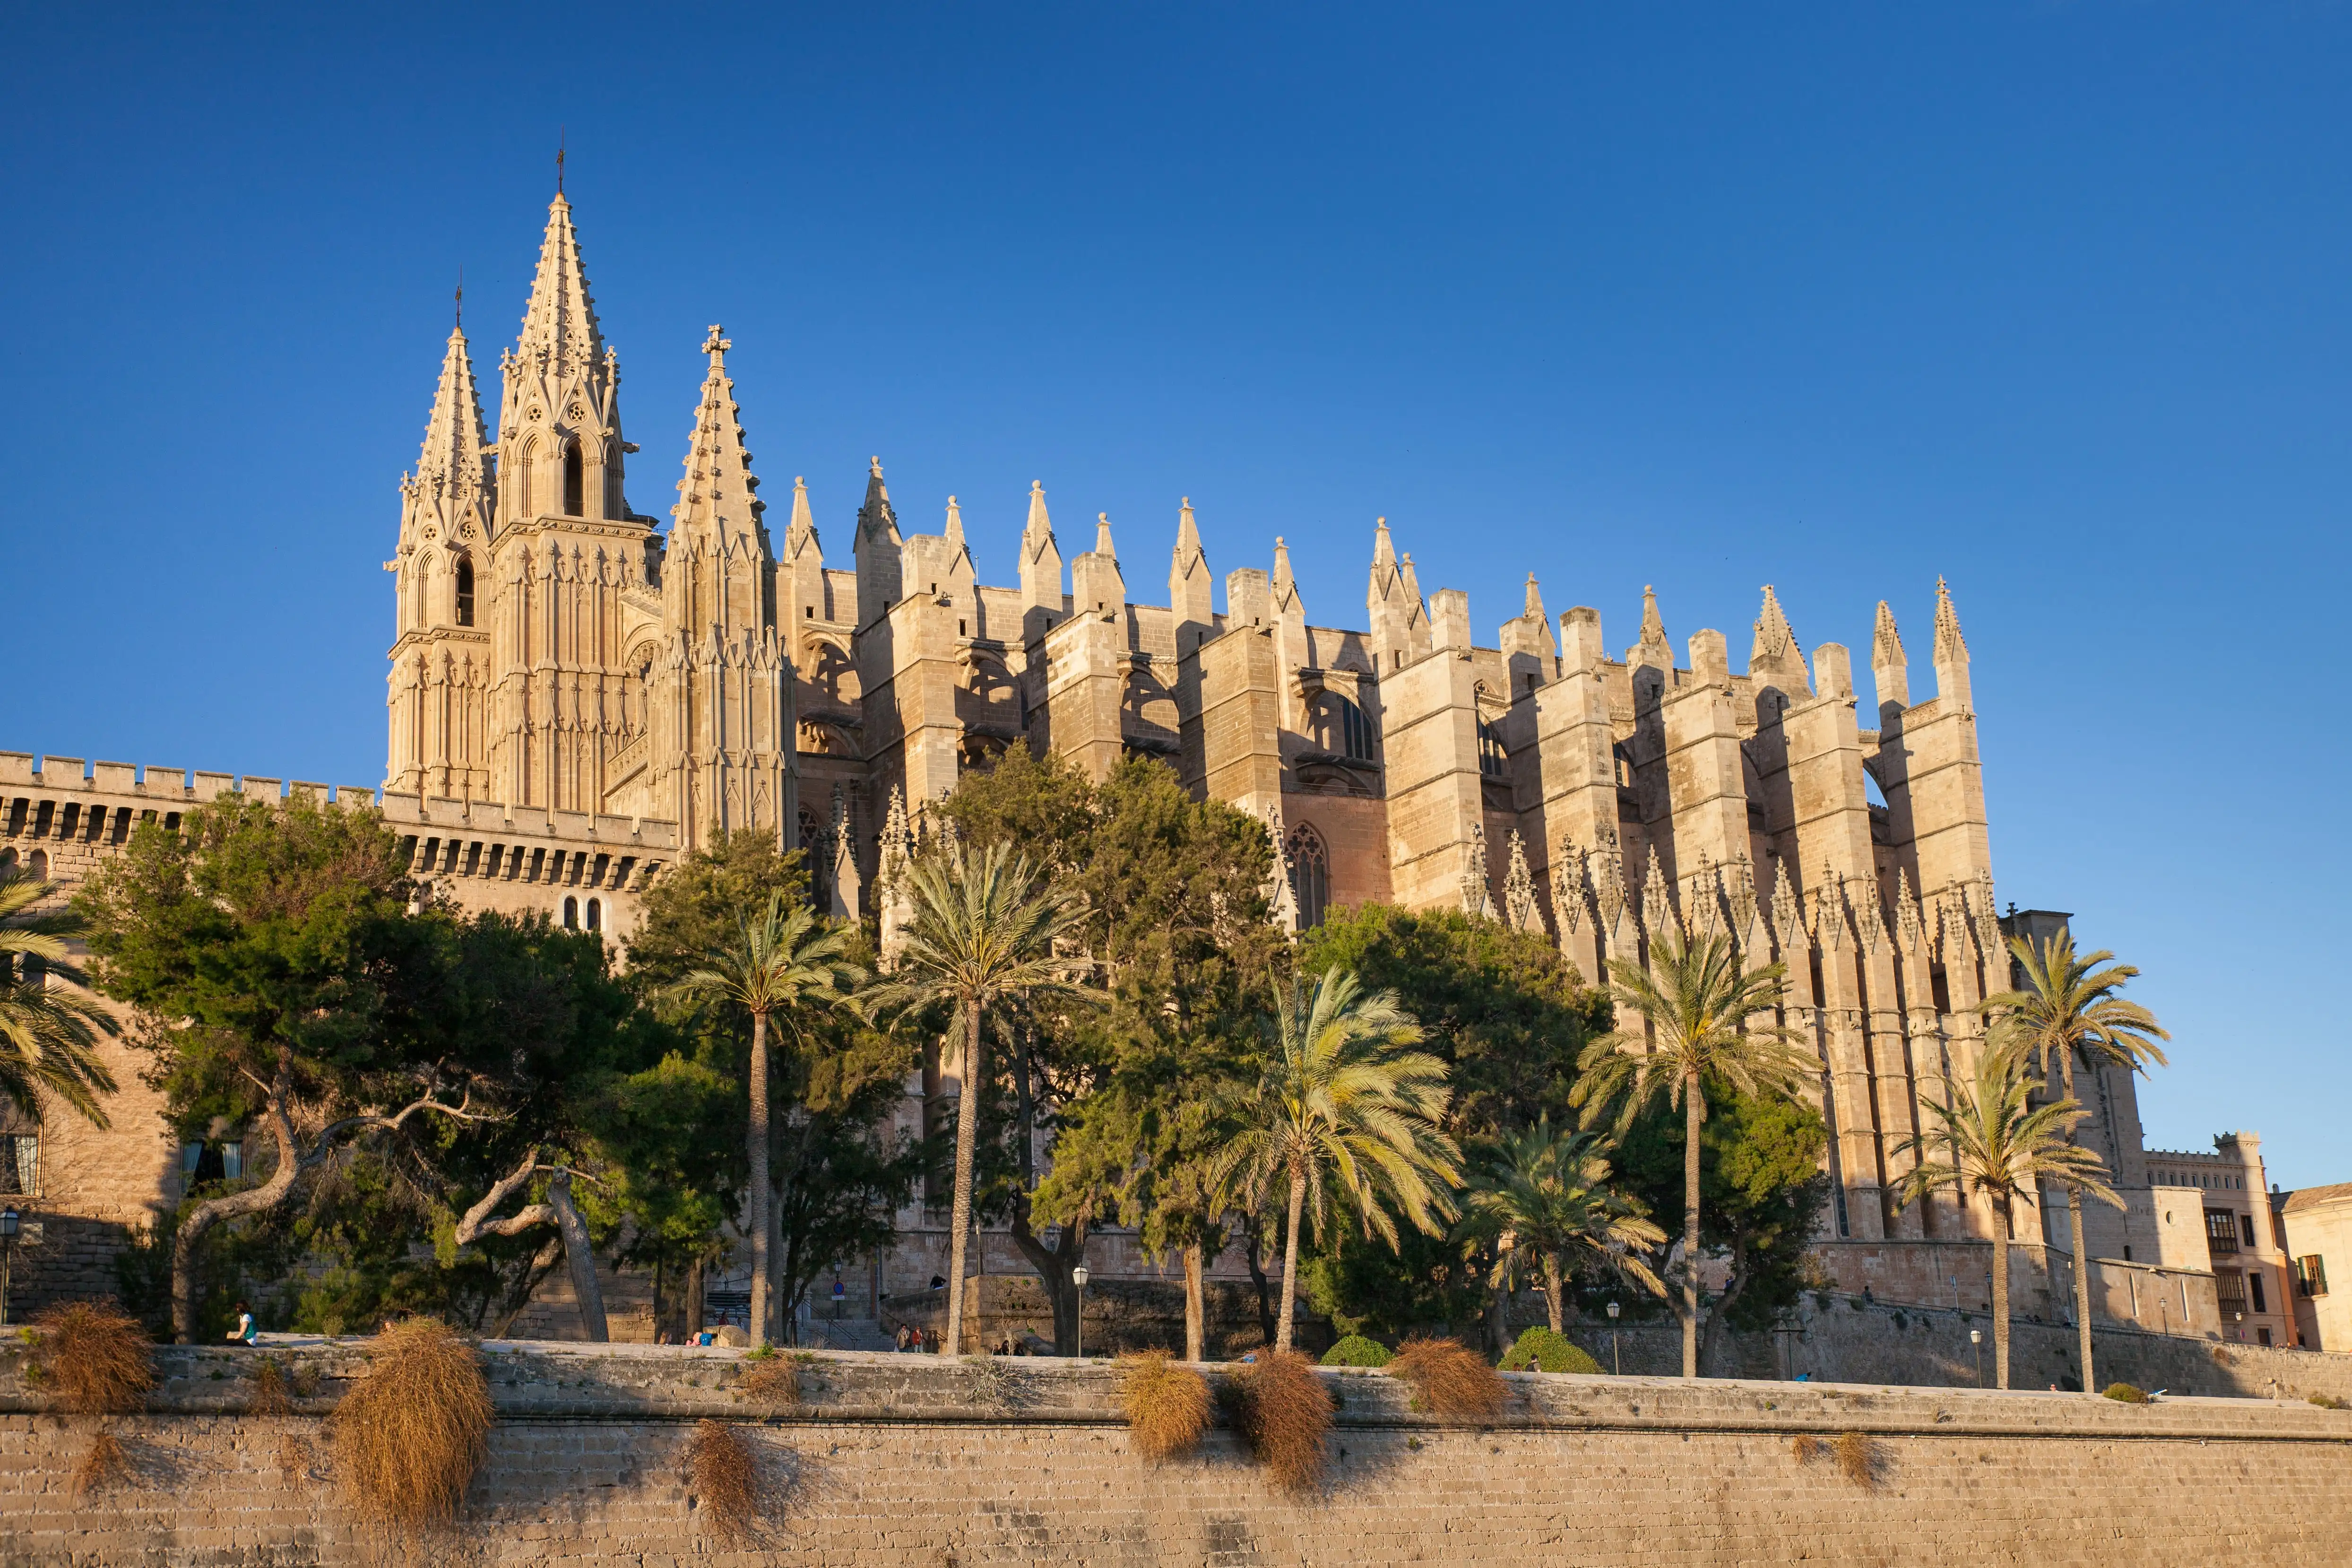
514, 193, 605, 386
1271, 535, 1300, 615
784, 475, 817, 557
1019, 480, 1064, 633
401, 324, 491, 551
1749, 583, 1809, 693
853, 456, 903, 627
1872, 600, 1909, 710
1169, 496, 1213, 641
1073, 511, 1125, 615
943, 495, 965, 546
1366, 517, 1430, 671
1632, 584, 1673, 670
667, 326, 766, 565
1094, 511, 1116, 558
1932, 577, 1968, 666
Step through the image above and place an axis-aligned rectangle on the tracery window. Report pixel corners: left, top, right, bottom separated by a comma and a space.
563, 442, 585, 517
1477, 717, 1508, 778
455, 556, 475, 627
1314, 694, 1378, 762
1286, 824, 1330, 930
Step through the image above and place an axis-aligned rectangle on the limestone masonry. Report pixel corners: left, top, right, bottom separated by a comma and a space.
0, 188, 2306, 1351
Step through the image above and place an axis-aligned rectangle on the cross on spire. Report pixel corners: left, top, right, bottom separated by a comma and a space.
702, 324, 731, 359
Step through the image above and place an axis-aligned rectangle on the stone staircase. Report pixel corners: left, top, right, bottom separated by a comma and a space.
806, 1317, 896, 1353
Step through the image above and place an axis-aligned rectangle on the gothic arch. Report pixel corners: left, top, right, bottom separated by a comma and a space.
1285, 823, 1330, 930
562, 441, 585, 517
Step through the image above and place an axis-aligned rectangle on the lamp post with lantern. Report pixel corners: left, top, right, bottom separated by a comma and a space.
1607, 1299, 1621, 1376
1971, 1326, 1983, 1387
1071, 1265, 1090, 1359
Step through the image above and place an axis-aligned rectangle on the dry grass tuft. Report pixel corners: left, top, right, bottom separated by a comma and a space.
32, 1300, 153, 1416
1790, 1433, 1823, 1464
1232, 1351, 1333, 1492
2309, 1393, 2349, 1411
71, 1429, 130, 1499
738, 1351, 800, 1406
1388, 1336, 1507, 1423
1119, 1352, 1211, 1460
1833, 1430, 1878, 1489
249, 1357, 294, 1416
687, 1419, 760, 1541
2101, 1382, 2149, 1404
330, 1318, 493, 1530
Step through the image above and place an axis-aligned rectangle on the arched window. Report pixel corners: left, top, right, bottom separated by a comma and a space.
562, 895, 579, 928
563, 442, 584, 517
585, 897, 601, 932
1286, 825, 1330, 930
0, 848, 15, 876
454, 556, 475, 627
605, 439, 623, 519
26, 849, 45, 884
1477, 717, 1508, 778
799, 808, 831, 916
1314, 695, 1378, 762
517, 440, 536, 518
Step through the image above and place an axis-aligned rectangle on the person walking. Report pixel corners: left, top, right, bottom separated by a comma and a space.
895, 1324, 912, 1353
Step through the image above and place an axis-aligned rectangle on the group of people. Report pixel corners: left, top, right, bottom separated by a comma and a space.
890, 1324, 1037, 1355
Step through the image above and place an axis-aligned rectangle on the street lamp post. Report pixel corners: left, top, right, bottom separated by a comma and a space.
0, 1207, 17, 1327
1071, 1265, 1090, 1359
1970, 1327, 1983, 1388
1607, 1299, 1621, 1377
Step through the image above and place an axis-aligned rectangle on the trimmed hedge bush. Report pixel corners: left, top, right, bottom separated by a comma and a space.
1500, 1327, 1601, 1375
1320, 1334, 1393, 1368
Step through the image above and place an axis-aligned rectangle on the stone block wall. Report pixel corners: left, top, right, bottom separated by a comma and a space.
6, 1339, 2352, 1564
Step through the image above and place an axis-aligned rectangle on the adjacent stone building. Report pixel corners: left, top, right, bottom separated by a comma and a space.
0, 187, 2235, 1351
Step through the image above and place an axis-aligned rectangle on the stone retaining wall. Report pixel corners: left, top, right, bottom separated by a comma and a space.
5, 1340, 2351, 1564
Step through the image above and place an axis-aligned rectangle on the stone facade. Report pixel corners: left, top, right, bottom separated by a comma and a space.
2277, 1181, 2352, 1352
6, 1342, 2352, 1564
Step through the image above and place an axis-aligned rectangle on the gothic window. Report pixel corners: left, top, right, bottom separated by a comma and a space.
799, 807, 831, 916
563, 895, 579, 929
1313, 694, 1378, 762
1286, 824, 1330, 930
586, 897, 601, 932
454, 556, 475, 627
518, 440, 536, 518
563, 442, 585, 517
605, 439, 623, 519
1477, 717, 1508, 778
26, 850, 44, 884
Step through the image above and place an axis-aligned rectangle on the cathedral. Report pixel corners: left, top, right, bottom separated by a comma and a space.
383, 190, 2046, 1256
5, 186, 2251, 1344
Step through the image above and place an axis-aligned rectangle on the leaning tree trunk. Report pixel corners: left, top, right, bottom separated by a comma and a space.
1274, 1170, 1307, 1354
1993, 1191, 2015, 1389
547, 1168, 609, 1342
1243, 1223, 1277, 1346
2058, 1052, 2096, 1393
1681, 1079, 1703, 1379
747, 1008, 773, 1349
171, 1093, 301, 1343
1487, 1278, 1511, 1360
943, 1001, 985, 1357
1183, 1243, 1207, 1362
1543, 1254, 1566, 1334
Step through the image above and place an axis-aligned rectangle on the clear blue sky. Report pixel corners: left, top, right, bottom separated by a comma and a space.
3, 6, 2345, 1182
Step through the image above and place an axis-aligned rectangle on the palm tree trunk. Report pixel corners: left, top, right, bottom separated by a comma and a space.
1184, 1242, 1206, 1363
1993, 1190, 2014, 1390
747, 1008, 772, 1350
943, 1000, 985, 1357
1275, 1170, 1306, 1354
2058, 1052, 2095, 1394
1544, 1254, 1565, 1334
1682, 1079, 1703, 1380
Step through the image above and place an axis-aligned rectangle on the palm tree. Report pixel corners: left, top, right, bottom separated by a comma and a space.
1980, 931, 2167, 1393
1453, 1117, 1666, 1333
1895, 1040, 2120, 1389
664, 891, 864, 1349
0, 867, 118, 1127
861, 841, 1095, 1356
1214, 967, 1461, 1353
1570, 931, 1815, 1379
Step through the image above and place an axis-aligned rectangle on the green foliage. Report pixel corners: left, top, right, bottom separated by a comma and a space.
1319, 1334, 1392, 1368
1296, 903, 1608, 1131
1302, 1226, 1487, 1342
1501, 1326, 1600, 1374
1616, 1086, 1830, 1332
0, 867, 119, 1126
2102, 1381, 2149, 1403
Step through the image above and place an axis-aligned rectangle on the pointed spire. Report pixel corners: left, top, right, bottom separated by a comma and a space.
1172, 497, 1206, 573
1933, 576, 1969, 666
1769, 859, 1805, 949
1640, 844, 1678, 939
1095, 511, 1116, 558
1872, 600, 1909, 709
515, 193, 605, 386
1634, 585, 1672, 669
785, 476, 816, 551
1023, 481, 1055, 559
944, 496, 965, 544
1372, 515, 1397, 569
669, 325, 762, 546
1503, 831, 1541, 933
1752, 584, 1799, 670
1271, 535, 1299, 614
414, 323, 488, 505
1524, 573, 1546, 622
1170, 496, 1213, 632
858, 456, 899, 545
1551, 840, 1590, 936
1459, 821, 1493, 919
